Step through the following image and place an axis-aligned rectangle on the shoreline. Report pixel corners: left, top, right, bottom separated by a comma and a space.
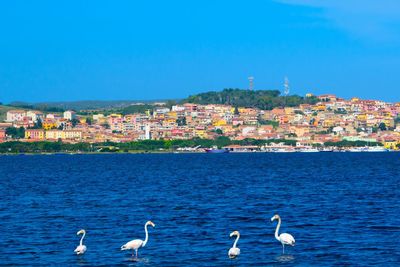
1, 150, 397, 155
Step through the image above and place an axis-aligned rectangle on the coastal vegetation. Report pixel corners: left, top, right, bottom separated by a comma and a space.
0, 138, 382, 154
0, 105, 15, 121
0, 138, 299, 153
324, 140, 382, 147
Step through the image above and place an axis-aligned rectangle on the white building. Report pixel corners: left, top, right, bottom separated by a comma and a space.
93, 114, 105, 121
145, 124, 151, 139
26, 111, 44, 123
172, 105, 185, 112
6, 110, 26, 122
63, 110, 76, 120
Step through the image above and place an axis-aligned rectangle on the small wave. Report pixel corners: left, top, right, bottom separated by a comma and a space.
368, 225, 400, 231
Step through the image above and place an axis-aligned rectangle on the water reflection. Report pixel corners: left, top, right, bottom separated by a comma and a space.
275, 254, 295, 263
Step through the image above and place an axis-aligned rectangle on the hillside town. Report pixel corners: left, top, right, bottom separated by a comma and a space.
1, 93, 400, 151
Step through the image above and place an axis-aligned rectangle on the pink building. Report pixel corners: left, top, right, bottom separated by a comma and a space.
0, 129, 5, 141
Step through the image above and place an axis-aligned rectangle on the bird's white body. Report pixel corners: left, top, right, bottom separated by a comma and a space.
278, 233, 295, 246
121, 239, 144, 251
228, 231, 241, 259
74, 244, 87, 255
74, 229, 87, 255
228, 247, 240, 259
121, 221, 155, 258
271, 215, 295, 254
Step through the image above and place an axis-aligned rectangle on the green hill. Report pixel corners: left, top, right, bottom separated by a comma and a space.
0, 105, 16, 121
182, 88, 318, 110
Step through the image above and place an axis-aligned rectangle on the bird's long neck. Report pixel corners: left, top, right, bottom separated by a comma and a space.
79, 232, 85, 246
233, 234, 240, 248
143, 223, 149, 247
274, 218, 281, 241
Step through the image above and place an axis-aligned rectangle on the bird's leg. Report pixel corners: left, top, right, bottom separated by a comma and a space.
282, 244, 285, 254
135, 249, 138, 258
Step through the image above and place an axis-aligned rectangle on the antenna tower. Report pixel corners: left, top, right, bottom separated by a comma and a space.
248, 76, 254, 91
284, 76, 290, 96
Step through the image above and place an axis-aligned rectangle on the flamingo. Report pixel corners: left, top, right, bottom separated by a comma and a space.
121, 221, 155, 258
228, 231, 241, 259
74, 229, 87, 255
271, 214, 295, 254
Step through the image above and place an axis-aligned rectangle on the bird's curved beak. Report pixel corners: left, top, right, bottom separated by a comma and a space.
270, 216, 275, 222
230, 232, 234, 237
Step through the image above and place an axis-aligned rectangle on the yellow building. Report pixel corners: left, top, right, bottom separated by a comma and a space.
25, 129, 45, 140
43, 121, 57, 130
167, 111, 178, 119
45, 130, 65, 140
213, 119, 227, 126
384, 141, 399, 150
64, 130, 82, 140
323, 119, 336, 127
356, 114, 367, 121
313, 104, 326, 111
194, 129, 207, 138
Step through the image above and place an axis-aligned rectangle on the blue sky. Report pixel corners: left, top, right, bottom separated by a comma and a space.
0, 0, 399, 103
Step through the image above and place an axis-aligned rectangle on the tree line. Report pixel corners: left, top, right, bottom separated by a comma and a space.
0, 138, 385, 153
182, 88, 318, 110
0, 138, 298, 153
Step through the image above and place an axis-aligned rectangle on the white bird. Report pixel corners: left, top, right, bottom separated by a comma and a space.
228, 230, 241, 259
271, 214, 295, 254
121, 221, 155, 258
74, 229, 87, 255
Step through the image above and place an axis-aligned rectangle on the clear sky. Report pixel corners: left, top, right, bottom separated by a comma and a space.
1, 0, 400, 103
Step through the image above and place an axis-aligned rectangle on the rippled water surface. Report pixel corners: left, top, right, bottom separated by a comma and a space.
1, 153, 400, 266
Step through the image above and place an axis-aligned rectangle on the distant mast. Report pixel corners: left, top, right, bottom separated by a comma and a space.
284, 76, 290, 96
283, 77, 290, 107
248, 76, 254, 91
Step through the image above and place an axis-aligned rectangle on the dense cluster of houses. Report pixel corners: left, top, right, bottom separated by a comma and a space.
2, 94, 400, 149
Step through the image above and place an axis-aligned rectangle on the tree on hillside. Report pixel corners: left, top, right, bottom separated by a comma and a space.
176, 117, 186, 126
234, 106, 240, 115
71, 118, 80, 127
214, 136, 231, 148
101, 123, 110, 129
6, 127, 25, 139
378, 122, 387, 131
182, 88, 318, 110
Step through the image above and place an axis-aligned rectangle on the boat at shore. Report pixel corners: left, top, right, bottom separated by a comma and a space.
271, 148, 296, 153
365, 146, 388, 152
348, 146, 388, 152
205, 147, 229, 153
297, 148, 319, 153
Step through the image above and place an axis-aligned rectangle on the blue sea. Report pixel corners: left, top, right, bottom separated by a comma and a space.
1, 153, 400, 266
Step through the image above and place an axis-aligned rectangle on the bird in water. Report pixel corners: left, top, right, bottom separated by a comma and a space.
74, 229, 87, 255
271, 214, 295, 254
121, 221, 155, 258
228, 231, 241, 259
